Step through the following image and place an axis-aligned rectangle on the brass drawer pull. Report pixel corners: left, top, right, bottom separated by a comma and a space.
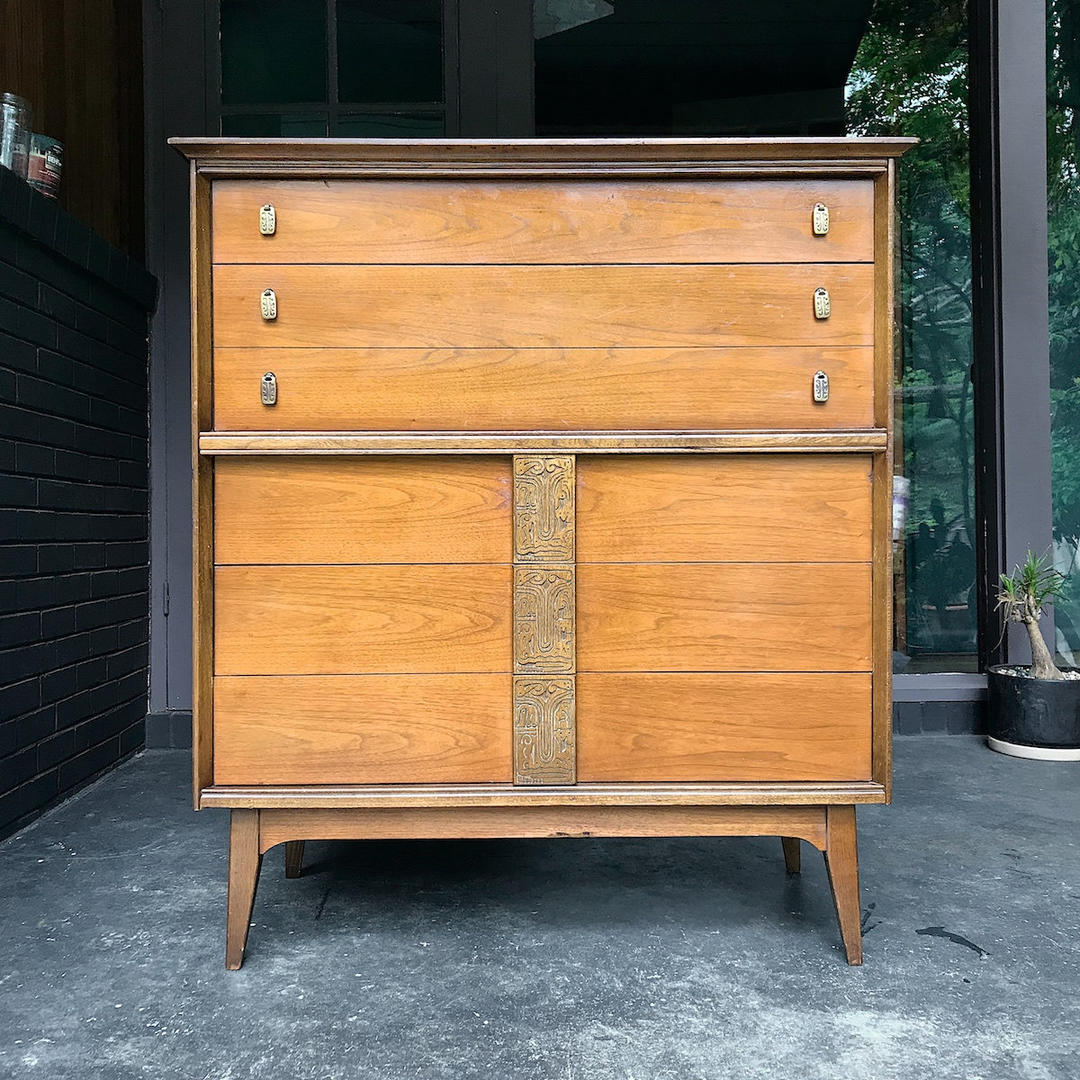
259, 203, 276, 236
260, 372, 277, 406
813, 370, 830, 403
813, 287, 831, 320
260, 288, 277, 321
812, 202, 830, 236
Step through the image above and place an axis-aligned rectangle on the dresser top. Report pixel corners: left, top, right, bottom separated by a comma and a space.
170, 136, 916, 174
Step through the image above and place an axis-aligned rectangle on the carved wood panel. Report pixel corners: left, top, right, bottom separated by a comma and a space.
514, 455, 575, 562
514, 567, 575, 674
513, 677, 575, 785
513, 455, 576, 784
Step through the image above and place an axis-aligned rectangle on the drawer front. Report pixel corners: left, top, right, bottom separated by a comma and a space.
214, 564, 512, 675
215, 456, 512, 564
212, 179, 875, 265
577, 455, 873, 563
212, 264, 873, 349
213, 674, 511, 785
577, 563, 872, 672
212, 346, 874, 431
576, 673, 872, 782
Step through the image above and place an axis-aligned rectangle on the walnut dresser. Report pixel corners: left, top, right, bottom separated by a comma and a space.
170, 137, 913, 969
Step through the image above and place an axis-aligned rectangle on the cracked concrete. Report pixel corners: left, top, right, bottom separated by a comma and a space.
1, 737, 1078, 1079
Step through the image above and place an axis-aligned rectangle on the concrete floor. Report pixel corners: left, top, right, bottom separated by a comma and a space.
0, 739, 1078, 1080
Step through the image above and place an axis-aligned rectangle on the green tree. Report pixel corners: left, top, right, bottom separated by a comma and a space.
847, 0, 977, 656
1048, 0, 1080, 649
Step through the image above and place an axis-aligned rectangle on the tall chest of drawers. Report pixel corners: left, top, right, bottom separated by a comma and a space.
171, 137, 913, 969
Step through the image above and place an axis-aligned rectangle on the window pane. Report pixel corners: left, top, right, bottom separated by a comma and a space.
337, 0, 443, 105
847, 3, 976, 673
221, 113, 329, 137
1048, 0, 1080, 663
336, 112, 444, 136
221, 0, 327, 105
533, 1, 857, 135
530, 2, 978, 672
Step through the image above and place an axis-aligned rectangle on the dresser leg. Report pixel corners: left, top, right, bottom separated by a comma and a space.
226, 809, 262, 970
824, 805, 862, 965
284, 840, 305, 879
781, 836, 801, 874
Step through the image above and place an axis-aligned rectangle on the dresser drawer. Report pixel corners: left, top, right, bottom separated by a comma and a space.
212, 179, 875, 265
213, 674, 511, 785
577, 672, 872, 782
212, 263, 874, 350
212, 346, 874, 431
214, 456, 512, 564
577, 562, 873, 672
214, 564, 512, 675
577, 455, 873, 563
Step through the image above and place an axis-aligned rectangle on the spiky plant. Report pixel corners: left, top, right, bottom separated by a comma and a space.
996, 550, 1067, 680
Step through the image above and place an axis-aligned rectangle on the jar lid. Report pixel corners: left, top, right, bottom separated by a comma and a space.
1, 92, 31, 109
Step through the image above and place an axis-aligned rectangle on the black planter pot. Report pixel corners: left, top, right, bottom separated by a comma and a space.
987, 665, 1080, 760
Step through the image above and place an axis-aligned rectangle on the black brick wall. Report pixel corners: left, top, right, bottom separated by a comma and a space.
0, 169, 157, 840
893, 700, 986, 735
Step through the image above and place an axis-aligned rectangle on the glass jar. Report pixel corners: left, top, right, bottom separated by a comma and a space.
0, 92, 32, 178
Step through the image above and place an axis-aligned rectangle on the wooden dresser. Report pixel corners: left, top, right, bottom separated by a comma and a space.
171, 137, 913, 969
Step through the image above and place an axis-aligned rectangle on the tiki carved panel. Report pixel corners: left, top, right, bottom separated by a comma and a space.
514, 455, 575, 563
513, 454, 576, 784
514, 566, 575, 674
513, 676, 575, 785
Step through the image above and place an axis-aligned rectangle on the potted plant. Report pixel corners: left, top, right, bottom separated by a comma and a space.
988, 550, 1080, 760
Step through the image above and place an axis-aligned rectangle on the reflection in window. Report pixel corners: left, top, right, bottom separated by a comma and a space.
531, 0, 976, 670
847, 2, 977, 672
1048, 0, 1080, 663
221, 114, 328, 137
218, 0, 445, 136
533, 0, 866, 135
221, 0, 327, 105
337, 112, 444, 136
337, 0, 442, 105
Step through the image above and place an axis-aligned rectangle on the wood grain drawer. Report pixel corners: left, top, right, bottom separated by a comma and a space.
577, 455, 873, 563
212, 264, 873, 349
214, 564, 512, 675
213, 674, 511, 785
212, 179, 875, 265
212, 346, 874, 431
214, 457, 512, 564
577, 672, 872, 782
577, 563, 872, 672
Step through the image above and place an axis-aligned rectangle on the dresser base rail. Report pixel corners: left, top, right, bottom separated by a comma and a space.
224, 804, 862, 969
202, 781, 887, 810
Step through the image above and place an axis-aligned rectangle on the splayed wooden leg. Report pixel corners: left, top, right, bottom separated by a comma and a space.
781, 836, 801, 874
226, 809, 262, 970
824, 805, 862, 965
284, 840, 305, 879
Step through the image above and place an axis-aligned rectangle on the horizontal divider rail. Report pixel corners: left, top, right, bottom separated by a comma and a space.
199, 430, 889, 455
199, 780, 889, 809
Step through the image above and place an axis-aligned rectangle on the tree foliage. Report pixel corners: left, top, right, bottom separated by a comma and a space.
1049, 0, 1080, 544
846, 0, 976, 654
1048, 0, 1080, 650
845, 0, 1080, 655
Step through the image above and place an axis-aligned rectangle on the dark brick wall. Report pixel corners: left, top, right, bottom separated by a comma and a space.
0, 169, 157, 840
893, 700, 987, 735
144, 710, 193, 749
